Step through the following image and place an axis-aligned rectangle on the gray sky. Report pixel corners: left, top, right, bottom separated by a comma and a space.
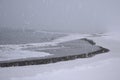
0, 0, 120, 33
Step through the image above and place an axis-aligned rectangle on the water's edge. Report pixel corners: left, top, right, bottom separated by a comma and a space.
0, 39, 109, 67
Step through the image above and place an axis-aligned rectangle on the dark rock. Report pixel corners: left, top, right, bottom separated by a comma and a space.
0, 39, 109, 67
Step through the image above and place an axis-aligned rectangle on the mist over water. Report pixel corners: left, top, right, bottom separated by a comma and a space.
0, 0, 120, 33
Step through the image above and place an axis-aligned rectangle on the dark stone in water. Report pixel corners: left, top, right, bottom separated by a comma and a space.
0, 39, 109, 67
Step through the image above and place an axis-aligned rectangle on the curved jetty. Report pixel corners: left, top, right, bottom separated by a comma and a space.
0, 38, 109, 67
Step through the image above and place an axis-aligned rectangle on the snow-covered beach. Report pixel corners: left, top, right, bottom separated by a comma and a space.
1, 0, 120, 80
0, 31, 120, 80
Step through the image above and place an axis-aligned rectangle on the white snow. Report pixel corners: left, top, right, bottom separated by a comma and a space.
0, 31, 120, 80
11, 58, 120, 80
0, 50, 51, 61
52, 33, 89, 43
0, 43, 52, 61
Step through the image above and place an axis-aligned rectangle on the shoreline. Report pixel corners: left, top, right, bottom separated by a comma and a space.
0, 38, 109, 67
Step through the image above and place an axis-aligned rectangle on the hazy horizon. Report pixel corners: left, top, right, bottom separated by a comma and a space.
0, 0, 120, 33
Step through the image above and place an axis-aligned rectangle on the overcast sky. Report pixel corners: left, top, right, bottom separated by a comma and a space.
0, 0, 120, 33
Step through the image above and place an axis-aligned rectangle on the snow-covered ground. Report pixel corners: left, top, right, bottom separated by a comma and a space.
0, 50, 51, 61
0, 31, 120, 80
